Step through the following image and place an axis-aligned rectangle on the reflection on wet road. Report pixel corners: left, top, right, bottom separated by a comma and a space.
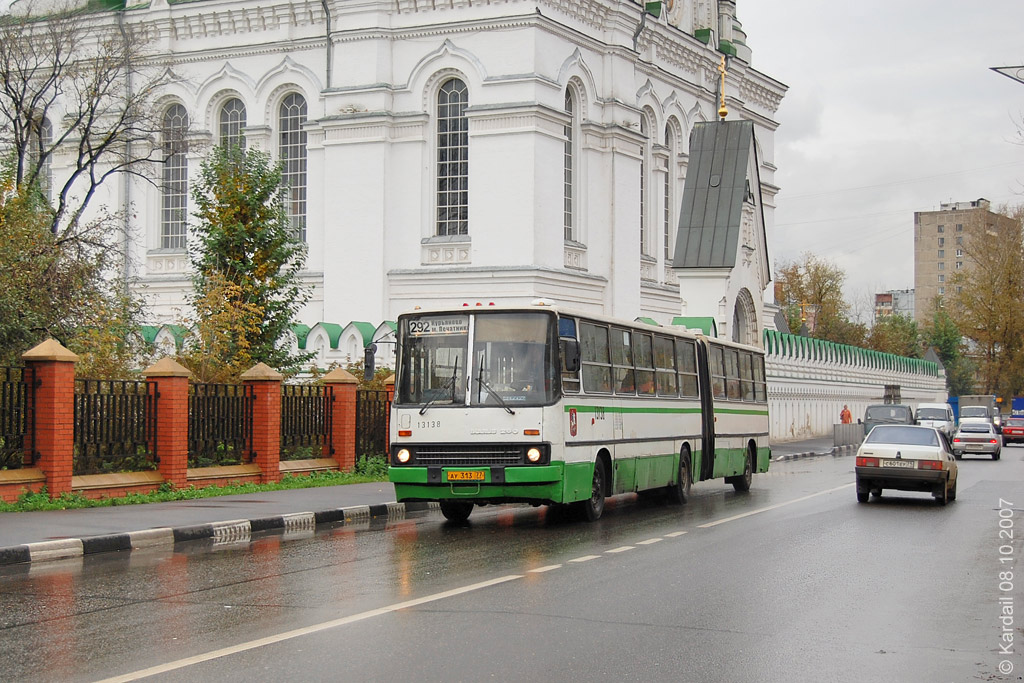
2, 453, 1021, 682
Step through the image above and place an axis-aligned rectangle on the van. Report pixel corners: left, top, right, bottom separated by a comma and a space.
863, 404, 915, 435
915, 402, 955, 437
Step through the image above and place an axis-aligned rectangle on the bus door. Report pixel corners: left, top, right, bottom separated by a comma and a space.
695, 339, 716, 481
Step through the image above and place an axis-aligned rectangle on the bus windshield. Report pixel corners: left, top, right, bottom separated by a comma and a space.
396, 312, 558, 408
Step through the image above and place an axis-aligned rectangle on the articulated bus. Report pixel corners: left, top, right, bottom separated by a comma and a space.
388, 302, 770, 522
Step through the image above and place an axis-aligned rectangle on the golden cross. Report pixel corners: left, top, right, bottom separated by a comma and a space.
718, 55, 729, 120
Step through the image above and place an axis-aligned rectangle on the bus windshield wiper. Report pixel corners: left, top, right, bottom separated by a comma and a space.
419, 357, 458, 415
475, 357, 515, 415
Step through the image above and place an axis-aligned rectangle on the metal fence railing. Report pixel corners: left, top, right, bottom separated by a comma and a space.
74, 379, 157, 475
281, 384, 333, 460
188, 383, 254, 467
356, 389, 389, 457
0, 366, 34, 470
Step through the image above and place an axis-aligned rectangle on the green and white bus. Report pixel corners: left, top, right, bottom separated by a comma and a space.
388, 302, 770, 522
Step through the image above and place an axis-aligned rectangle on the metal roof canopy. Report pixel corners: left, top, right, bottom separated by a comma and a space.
672, 119, 768, 274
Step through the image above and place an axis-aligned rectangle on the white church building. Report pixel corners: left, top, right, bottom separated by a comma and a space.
18, 0, 786, 342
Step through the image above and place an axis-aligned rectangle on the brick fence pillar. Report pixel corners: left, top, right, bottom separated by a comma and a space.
384, 375, 395, 456
241, 363, 283, 484
322, 369, 358, 472
23, 339, 79, 497
142, 358, 192, 489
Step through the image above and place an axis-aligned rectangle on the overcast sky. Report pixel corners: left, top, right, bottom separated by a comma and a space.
739, 0, 1024, 312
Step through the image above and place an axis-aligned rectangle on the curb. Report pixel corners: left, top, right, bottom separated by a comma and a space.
772, 444, 859, 463
0, 500, 440, 568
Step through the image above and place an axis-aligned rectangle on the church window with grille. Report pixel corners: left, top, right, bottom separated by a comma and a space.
279, 93, 308, 241
437, 78, 469, 236
161, 104, 189, 249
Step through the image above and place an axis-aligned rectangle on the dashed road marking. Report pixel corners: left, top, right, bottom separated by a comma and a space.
665, 531, 688, 538
568, 555, 601, 563
606, 546, 635, 553
636, 538, 662, 545
528, 564, 562, 573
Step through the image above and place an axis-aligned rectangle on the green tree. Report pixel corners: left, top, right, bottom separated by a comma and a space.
0, 160, 145, 374
866, 314, 921, 358
187, 145, 312, 377
922, 303, 974, 397
774, 253, 862, 344
948, 204, 1024, 398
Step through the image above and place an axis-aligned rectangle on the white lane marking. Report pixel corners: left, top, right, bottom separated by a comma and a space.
529, 564, 562, 573
606, 546, 635, 554
568, 555, 600, 563
665, 531, 688, 538
698, 484, 853, 529
636, 538, 662, 545
95, 574, 523, 683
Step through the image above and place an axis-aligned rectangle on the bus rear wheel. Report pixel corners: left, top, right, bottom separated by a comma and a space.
575, 459, 606, 522
439, 501, 473, 523
668, 453, 691, 504
730, 447, 753, 493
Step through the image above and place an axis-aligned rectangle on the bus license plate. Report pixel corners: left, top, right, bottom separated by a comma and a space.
881, 459, 915, 468
447, 470, 485, 482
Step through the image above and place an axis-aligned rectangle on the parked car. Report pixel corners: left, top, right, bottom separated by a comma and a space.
863, 404, 915, 436
915, 402, 956, 437
854, 425, 958, 505
999, 417, 1024, 445
952, 421, 1002, 460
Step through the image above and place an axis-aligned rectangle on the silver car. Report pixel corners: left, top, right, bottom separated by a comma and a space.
952, 421, 1001, 460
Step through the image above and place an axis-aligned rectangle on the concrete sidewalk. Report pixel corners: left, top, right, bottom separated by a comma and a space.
0, 435, 849, 567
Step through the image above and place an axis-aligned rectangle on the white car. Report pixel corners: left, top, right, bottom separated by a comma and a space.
915, 402, 955, 437
951, 421, 1002, 460
855, 425, 958, 505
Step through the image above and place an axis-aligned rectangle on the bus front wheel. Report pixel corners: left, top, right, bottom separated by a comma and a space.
440, 501, 473, 523
576, 459, 606, 522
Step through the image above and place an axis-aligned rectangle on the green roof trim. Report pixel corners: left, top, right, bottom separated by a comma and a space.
349, 321, 377, 347
314, 323, 344, 348
762, 330, 939, 376
291, 324, 311, 350
671, 316, 718, 337
635, 317, 661, 327
140, 325, 160, 345
694, 28, 712, 45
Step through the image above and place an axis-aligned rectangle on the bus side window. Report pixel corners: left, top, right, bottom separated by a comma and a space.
611, 328, 635, 394
753, 354, 767, 402
676, 339, 699, 397
739, 351, 755, 401
559, 318, 580, 393
655, 336, 678, 396
710, 345, 726, 399
635, 333, 655, 395
725, 348, 741, 400
580, 322, 612, 393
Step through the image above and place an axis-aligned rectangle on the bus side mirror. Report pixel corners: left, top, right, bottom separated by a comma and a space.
561, 338, 581, 373
364, 343, 377, 381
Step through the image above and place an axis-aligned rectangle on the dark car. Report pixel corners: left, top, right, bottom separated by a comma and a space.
863, 404, 915, 435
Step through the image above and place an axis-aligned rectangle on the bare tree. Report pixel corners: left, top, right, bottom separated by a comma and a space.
0, 2, 174, 236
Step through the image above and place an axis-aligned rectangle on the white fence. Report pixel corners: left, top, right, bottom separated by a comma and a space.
764, 331, 946, 442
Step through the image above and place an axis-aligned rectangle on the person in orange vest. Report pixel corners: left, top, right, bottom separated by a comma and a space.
840, 404, 852, 424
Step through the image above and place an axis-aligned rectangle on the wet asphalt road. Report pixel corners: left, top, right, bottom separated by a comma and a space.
2, 448, 1023, 683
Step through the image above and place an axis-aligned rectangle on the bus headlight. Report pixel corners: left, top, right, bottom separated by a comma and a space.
527, 447, 542, 463
396, 449, 411, 464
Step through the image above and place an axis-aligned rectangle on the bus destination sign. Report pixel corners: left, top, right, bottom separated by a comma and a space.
408, 316, 469, 337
